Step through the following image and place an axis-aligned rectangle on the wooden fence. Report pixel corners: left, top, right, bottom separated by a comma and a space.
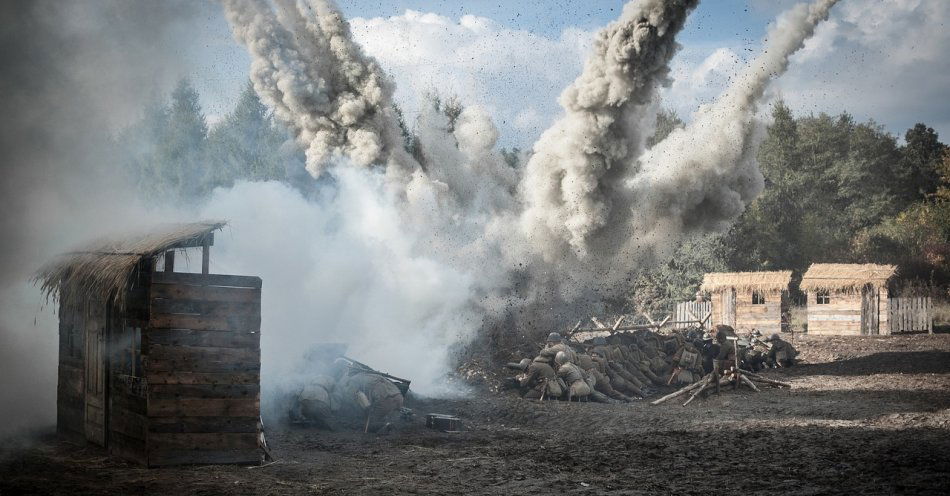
674, 301, 712, 330
888, 297, 933, 334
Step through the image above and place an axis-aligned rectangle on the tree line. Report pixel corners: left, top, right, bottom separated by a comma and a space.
116, 79, 949, 307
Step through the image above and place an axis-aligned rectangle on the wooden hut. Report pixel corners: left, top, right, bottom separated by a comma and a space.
36, 222, 265, 466
700, 271, 793, 334
800, 263, 895, 335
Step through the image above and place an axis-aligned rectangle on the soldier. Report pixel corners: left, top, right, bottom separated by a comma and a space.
292, 375, 337, 428
536, 332, 575, 365
590, 337, 646, 398
668, 339, 705, 385
709, 324, 740, 371
331, 360, 405, 431
744, 330, 770, 371
554, 351, 591, 402
766, 333, 799, 367
578, 351, 633, 402
520, 358, 565, 400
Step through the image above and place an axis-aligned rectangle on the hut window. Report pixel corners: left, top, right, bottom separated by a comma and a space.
752, 291, 766, 305
816, 291, 830, 304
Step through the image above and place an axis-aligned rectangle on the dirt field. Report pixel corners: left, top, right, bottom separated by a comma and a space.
2, 333, 949, 495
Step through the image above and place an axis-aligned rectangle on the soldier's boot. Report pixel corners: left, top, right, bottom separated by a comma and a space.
588, 390, 614, 404
609, 373, 644, 398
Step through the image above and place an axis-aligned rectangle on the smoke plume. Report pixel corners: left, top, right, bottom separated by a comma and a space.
221, 0, 415, 179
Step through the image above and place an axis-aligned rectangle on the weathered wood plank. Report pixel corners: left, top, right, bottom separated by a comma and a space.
148, 417, 259, 434
147, 398, 260, 417
149, 299, 260, 318
110, 392, 147, 416
150, 284, 261, 304
144, 329, 260, 350
148, 432, 259, 451
146, 344, 260, 364
145, 371, 260, 385
110, 430, 147, 466
148, 384, 259, 401
148, 449, 262, 467
151, 272, 261, 289
149, 313, 261, 332
110, 410, 147, 440
145, 357, 260, 373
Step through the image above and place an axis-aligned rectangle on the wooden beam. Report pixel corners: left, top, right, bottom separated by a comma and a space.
201, 237, 210, 275
164, 251, 175, 273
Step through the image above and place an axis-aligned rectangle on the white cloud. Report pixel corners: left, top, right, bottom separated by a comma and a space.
660, 0, 950, 140
349, 10, 593, 148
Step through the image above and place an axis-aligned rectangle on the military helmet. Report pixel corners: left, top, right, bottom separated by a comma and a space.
555, 351, 570, 365
767, 333, 781, 342
592, 336, 607, 346
751, 329, 762, 337
546, 332, 562, 343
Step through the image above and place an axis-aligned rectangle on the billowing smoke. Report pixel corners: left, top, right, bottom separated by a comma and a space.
621, 0, 840, 262
519, 0, 699, 260
213, 0, 841, 398
222, 0, 414, 178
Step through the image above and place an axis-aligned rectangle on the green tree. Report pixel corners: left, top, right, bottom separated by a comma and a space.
207, 81, 286, 188
646, 108, 683, 149
159, 78, 209, 201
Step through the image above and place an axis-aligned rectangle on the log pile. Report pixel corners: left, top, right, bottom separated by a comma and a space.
650, 367, 790, 407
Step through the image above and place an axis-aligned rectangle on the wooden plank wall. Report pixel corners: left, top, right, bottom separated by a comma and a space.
735, 289, 784, 334
673, 301, 711, 329
806, 291, 863, 335
57, 294, 85, 441
144, 272, 263, 467
889, 297, 934, 333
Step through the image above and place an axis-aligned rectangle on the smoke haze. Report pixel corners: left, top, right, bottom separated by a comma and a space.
0, 0, 840, 437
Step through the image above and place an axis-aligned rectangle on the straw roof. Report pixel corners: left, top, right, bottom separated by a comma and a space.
35, 221, 226, 307
800, 263, 896, 292
700, 271, 792, 292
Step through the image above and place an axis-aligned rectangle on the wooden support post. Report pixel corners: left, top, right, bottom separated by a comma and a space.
202, 237, 211, 275
164, 250, 175, 273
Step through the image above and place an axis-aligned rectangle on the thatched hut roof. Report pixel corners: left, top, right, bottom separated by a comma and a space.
800, 263, 896, 292
700, 271, 793, 293
35, 221, 226, 307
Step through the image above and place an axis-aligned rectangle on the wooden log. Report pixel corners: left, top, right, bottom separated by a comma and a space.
682, 375, 713, 407
745, 374, 791, 388
740, 375, 760, 392
650, 375, 709, 405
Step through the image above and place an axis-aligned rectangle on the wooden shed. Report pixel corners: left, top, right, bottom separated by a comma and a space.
36, 222, 265, 466
801, 263, 895, 335
700, 271, 793, 334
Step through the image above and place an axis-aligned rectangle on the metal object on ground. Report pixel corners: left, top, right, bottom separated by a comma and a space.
426, 414, 462, 432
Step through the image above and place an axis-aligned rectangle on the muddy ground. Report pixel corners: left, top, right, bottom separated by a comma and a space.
2, 333, 949, 495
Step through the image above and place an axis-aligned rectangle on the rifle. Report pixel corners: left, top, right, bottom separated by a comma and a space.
341, 356, 412, 395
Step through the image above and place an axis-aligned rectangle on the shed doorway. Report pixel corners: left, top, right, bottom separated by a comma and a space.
83, 303, 108, 446
861, 284, 879, 335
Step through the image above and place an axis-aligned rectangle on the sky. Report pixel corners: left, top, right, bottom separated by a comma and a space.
142, 0, 950, 148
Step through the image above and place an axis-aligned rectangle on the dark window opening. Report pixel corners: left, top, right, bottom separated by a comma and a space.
816, 291, 830, 304
752, 291, 766, 305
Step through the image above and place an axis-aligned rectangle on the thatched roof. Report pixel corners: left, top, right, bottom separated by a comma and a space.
800, 263, 896, 292
35, 221, 226, 307
700, 271, 793, 292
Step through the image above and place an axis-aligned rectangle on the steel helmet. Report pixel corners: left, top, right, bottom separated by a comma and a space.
555, 351, 570, 365
592, 336, 607, 346
546, 332, 562, 343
